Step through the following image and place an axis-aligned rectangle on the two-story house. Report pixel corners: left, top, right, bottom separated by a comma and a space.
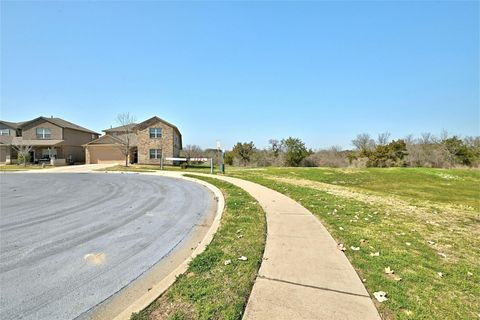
0, 117, 99, 164
84, 116, 182, 165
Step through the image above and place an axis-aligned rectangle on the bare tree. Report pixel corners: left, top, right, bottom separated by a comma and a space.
12, 140, 33, 167
420, 132, 433, 145
116, 112, 137, 167
268, 139, 282, 157
182, 144, 204, 165
352, 133, 375, 154
404, 134, 415, 145
377, 132, 391, 146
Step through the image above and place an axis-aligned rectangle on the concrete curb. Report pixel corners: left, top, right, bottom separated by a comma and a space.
11, 166, 226, 320
109, 172, 225, 320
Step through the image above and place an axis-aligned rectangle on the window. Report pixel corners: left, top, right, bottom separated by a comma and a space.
41, 148, 57, 158
0, 129, 9, 136
149, 149, 162, 159
174, 133, 179, 147
36, 128, 51, 139
149, 128, 162, 139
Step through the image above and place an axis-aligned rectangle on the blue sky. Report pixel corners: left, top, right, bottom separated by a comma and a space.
1, 1, 478, 150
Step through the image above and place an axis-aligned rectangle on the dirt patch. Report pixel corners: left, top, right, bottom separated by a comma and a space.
148, 296, 196, 320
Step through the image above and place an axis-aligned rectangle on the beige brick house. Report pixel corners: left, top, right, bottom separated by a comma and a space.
84, 116, 182, 165
0, 117, 99, 164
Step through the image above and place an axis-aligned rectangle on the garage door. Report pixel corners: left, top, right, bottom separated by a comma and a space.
87, 146, 124, 164
0, 146, 7, 163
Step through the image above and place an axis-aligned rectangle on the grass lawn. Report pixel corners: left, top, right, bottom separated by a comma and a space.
101, 164, 216, 173
226, 167, 480, 320
130, 175, 266, 320
0, 164, 49, 171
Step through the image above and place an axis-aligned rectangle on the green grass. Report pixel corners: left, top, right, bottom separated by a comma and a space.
0, 164, 49, 171
131, 175, 266, 320
226, 167, 480, 320
100, 164, 216, 173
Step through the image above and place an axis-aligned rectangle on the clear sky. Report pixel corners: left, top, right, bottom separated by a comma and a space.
1, 1, 478, 150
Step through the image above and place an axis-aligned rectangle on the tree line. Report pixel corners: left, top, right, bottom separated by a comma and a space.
183, 131, 480, 168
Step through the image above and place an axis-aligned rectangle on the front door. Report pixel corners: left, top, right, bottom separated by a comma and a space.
133, 150, 138, 164
29, 150, 35, 163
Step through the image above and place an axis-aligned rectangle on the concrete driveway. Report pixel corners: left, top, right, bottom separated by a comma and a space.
0, 172, 216, 320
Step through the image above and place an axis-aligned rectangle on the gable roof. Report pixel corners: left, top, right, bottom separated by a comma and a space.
0, 120, 26, 130
0, 136, 63, 146
133, 116, 182, 136
103, 123, 138, 133
19, 117, 100, 135
0, 135, 14, 145
84, 133, 137, 147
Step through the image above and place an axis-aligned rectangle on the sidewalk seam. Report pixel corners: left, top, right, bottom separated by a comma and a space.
257, 275, 371, 299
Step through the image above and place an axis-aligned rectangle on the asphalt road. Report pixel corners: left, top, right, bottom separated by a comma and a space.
0, 172, 214, 320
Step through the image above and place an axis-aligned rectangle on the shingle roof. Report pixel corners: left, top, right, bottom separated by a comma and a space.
103, 123, 138, 133
0, 136, 64, 146
133, 116, 181, 135
19, 117, 100, 134
0, 120, 26, 130
0, 136, 14, 145
84, 133, 137, 147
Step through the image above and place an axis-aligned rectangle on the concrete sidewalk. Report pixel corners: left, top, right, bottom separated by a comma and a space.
194, 174, 381, 320
39, 163, 116, 172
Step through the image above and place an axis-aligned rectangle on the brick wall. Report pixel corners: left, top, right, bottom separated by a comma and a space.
137, 120, 178, 165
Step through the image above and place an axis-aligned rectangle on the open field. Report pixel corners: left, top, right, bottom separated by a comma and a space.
226, 167, 480, 320
131, 176, 266, 320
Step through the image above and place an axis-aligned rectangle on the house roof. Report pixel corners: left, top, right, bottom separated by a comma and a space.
0, 120, 26, 130
19, 117, 100, 135
84, 134, 137, 147
0, 136, 14, 145
0, 136, 63, 146
103, 123, 138, 133
133, 116, 181, 136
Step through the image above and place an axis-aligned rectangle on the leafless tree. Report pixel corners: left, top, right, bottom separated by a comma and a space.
352, 133, 375, 154
420, 132, 433, 145
116, 112, 137, 167
268, 139, 282, 157
404, 134, 415, 145
182, 144, 203, 158
377, 132, 391, 146
12, 140, 33, 167
182, 145, 204, 164
303, 146, 348, 168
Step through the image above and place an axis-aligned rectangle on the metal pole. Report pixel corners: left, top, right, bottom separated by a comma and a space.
160, 155, 164, 170
210, 158, 213, 174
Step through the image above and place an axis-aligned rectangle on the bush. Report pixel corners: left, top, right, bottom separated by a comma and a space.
17, 153, 31, 165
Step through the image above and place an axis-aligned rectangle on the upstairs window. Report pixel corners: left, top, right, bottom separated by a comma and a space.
36, 128, 51, 139
0, 129, 9, 136
149, 149, 162, 159
149, 128, 162, 139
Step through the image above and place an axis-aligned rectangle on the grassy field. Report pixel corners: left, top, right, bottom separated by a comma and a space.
225, 167, 480, 320
131, 175, 266, 320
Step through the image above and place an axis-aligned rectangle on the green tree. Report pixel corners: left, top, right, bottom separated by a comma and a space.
232, 142, 255, 166
368, 139, 407, 167
223, 151, 234, 165
281, 137, 311, 167
443, 137, 475, 166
